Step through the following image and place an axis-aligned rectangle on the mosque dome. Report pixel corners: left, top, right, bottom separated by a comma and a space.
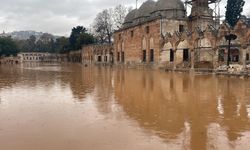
124, 9, 137, 24
123, 0, 186, 27
135, 0, 156, 18
154, 0, 185, 12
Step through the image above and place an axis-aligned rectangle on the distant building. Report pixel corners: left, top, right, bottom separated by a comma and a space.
18, 52, 49, 62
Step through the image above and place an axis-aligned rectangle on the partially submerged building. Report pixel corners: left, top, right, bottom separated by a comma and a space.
82, 44, 114, 65
112, 0, 250, 71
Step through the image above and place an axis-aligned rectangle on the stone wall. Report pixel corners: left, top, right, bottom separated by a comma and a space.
82, 44, 113, 65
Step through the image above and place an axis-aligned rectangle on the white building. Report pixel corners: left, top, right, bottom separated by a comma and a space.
18, 52, 49, 62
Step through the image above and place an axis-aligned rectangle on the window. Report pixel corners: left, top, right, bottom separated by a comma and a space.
117, 52, 120, 62
183, 49, 189, 61
142, 50, 147, 62
119, 34, 121, 40
150, 49, 154, 62
179, 25, 184, 32
121, 52, 125, 63
131, 30, 134, 37
246, 53, 249, 61
98, 56, 102, 62
145, 26, 150, 34
170, 49, 174, 62
104, 56, 108, 62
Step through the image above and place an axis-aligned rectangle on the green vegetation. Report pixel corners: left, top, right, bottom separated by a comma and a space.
69, 26, 95, 50
0, 37, 19, 56
225, 0, 245, 27
12, 26, 95, 54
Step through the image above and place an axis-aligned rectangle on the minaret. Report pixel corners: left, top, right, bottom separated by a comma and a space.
189, 0, 214, 31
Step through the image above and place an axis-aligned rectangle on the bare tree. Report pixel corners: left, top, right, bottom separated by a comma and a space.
93, 9, 114, 44
92, 5, 131, 43
113, 5, 132, 30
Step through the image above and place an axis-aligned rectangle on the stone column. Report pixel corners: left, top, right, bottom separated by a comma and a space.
242, 46, 247, 70
191, 50, 195, 70
173, 49, 177, 70
212, 49, 218, 69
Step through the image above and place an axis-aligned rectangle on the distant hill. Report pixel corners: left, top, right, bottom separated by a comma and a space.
4, 31, 61, 40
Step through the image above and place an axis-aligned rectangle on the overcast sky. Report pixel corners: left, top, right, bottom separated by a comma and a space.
0, 0, 249, 36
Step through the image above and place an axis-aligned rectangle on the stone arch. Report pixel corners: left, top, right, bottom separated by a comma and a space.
177, 40, 190, 63
163, 42, 172, 50
177, 40, 189, 50
160, 42, 173, 63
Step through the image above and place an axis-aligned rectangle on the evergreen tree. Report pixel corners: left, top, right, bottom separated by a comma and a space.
225, 0, 245, 27
69, 26, 95, 50
0, 37, 19, 56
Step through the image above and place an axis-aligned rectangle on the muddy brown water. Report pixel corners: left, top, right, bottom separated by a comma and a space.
0, 64, 250, 150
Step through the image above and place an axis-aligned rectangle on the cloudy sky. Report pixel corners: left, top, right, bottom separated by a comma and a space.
0, 0, 249, 36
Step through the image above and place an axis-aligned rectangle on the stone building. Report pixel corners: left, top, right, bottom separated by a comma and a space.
18, 52, 49, 62
68, 50, 82, 63
113, 0, 250, 71
82, 44, 114, 65
114, 0, 187, 67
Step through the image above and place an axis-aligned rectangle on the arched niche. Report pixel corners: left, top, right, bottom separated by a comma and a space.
160, 42, 173, 63
177, 40, 189, 50
163, 42, 172, 50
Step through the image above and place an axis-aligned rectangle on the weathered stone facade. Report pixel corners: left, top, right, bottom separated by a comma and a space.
112, 0, 250, 72
68, 50, 82, 63
82, 44, 113, 65
18, 52, 50, 62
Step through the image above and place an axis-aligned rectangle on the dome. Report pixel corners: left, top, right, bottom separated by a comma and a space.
124, 9, 137, 24
154, 0, 185, 12
135, 0, 156, 19
153, 0, 186, 19
122, 0, 186, 28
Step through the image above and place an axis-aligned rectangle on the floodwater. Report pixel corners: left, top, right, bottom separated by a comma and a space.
0, 64, 250, 150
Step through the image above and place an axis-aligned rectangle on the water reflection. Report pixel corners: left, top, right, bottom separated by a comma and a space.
0, 64, 249, 150
113, 69, 250, 149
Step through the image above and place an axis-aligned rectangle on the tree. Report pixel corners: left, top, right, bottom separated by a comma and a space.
36, 33, 55, 52
93, 9, 114, 43
54, 37, 70, 54
26, 35, 36, 52
0, 37, 19, 56
113, 5, 132, 30
92, 5, 131, 43
68, 26, 95, 50
225, 0, 245, 27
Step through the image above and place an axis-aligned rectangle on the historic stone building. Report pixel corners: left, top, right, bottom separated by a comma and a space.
82, 44, 114, 65
113, 0, 250, 72
114, 0, 187, 67
18, 52, 50, 62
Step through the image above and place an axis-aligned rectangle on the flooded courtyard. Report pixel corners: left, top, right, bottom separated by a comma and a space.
0, 64, 250, 150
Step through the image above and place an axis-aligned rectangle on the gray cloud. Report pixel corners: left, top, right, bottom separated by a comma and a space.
0, 0, 249, 36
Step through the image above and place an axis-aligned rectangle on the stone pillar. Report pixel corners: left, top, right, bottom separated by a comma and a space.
212, 49, 218, 69
242, 46, 247, 70
191, 50, 195, 70
173, 49, 177, 70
